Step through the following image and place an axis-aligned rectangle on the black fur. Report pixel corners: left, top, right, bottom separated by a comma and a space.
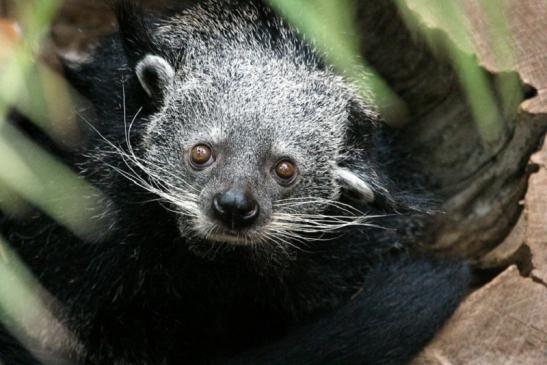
0, 1, 470, 364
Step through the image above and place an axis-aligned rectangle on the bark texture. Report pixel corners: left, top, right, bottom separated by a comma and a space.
370, 1, 547, 363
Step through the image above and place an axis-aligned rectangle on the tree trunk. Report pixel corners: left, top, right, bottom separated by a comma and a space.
354, 1, 547, 363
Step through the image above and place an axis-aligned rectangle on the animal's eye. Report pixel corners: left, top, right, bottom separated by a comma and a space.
189, 144, 215, 169
273, 160, 298, 185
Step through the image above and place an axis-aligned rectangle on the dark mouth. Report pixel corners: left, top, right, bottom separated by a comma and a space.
206, 231, 253, 245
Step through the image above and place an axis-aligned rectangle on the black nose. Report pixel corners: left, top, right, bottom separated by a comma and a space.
213, 189, 259, 229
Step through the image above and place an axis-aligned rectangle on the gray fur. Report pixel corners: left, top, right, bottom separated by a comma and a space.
123, 1, 381, 248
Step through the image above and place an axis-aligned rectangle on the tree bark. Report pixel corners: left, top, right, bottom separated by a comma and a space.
353, 1, 547, 363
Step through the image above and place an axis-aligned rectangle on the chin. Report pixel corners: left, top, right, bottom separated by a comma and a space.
204, 223, 272, 245
179, 219, 261, 246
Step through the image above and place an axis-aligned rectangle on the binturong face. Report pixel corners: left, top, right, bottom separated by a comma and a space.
132, 53, 379, 252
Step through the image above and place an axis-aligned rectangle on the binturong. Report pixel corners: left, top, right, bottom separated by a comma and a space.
131, 7, 381, 254
0, 1, 471, 364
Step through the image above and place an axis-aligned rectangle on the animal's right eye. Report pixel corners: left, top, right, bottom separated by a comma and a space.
189, 144, 215, 169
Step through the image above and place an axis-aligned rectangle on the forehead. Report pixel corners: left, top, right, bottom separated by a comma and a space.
169, 56, 350, 149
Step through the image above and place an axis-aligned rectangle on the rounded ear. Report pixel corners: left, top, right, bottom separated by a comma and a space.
135, 54, 175, 101
334, 167, 375, 204
338, 98, 430, 213
334, 97, 380, 205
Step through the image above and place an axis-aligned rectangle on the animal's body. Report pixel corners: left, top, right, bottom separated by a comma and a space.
0, 1, 470, 364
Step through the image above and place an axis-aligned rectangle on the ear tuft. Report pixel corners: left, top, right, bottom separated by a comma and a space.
135, 54, 175, 100
334, 167, 375, 204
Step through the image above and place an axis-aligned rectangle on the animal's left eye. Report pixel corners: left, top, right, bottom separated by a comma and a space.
273, 159, 298, 185
189, 144, 215, 169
